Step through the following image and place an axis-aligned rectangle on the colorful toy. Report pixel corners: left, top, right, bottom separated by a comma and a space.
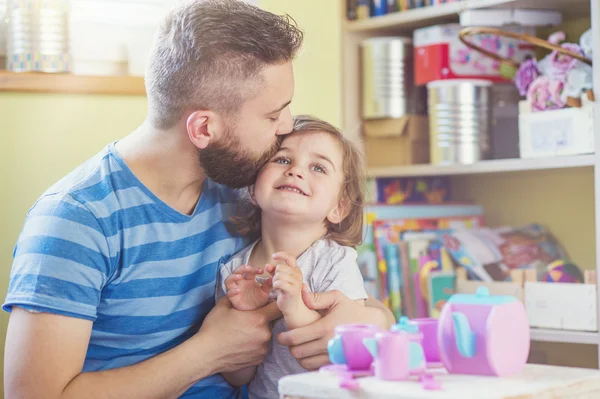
327, 324, 380, 371
408, 317, 440, 364
438, 286, 530, 376
541, 259, 584, 283
389, 317, 426, 374
324, 319, 440, 391
372, 176, 451, 205
363, 331, 411, 381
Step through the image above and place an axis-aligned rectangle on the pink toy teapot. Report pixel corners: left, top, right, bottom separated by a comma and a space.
362, 317, 426, 381
438, 286, 530, 377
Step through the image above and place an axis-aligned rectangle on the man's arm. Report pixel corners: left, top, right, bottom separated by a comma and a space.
277, 290, 393, 371
5, 299, 281, 399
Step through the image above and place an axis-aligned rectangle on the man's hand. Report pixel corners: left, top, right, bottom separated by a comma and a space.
197, 296, 281, 374
277, 287, 390, 371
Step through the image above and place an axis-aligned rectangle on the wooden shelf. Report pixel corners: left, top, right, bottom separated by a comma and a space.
345, 0, 590, 32
367, 155, 595, 178
530, 328, 599, 345
0, 71, 146, 96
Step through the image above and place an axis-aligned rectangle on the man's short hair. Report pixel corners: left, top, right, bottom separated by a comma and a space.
145, 0, 304, 129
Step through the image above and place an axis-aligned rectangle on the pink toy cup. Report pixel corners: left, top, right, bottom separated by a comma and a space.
328, 324, 381, 371
410, 318, 440, 363
363, 331, 411, 381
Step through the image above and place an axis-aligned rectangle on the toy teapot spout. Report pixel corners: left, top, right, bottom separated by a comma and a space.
362, 338, 378, 358
452, 312, 476, 358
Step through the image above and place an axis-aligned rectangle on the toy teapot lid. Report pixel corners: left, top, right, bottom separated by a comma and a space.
390, 316, 419, 334
448, 286, 517, 305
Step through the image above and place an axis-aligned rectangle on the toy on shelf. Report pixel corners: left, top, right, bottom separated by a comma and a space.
443, 224, 569, 282
369, 176, 451, 205
541, 259, 584, 283
438, 286, 530, 377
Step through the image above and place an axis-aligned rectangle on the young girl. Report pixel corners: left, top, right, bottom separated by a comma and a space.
216, 115, 367, 399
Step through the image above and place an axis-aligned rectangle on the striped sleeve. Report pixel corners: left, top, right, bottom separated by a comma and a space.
3, 193, 112, 320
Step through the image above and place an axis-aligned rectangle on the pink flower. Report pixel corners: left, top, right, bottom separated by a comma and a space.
527, 76, 565, 111
515, 58, 540, 96
548, 80, 566, 109
548, 31, 566, 45
546, 43, 584, 80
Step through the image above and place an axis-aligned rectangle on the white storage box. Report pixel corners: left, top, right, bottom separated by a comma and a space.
518, 95, 595, 158
525, 281, 598, 332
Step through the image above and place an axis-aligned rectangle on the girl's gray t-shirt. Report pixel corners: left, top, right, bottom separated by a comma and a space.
216, 238, 368, 399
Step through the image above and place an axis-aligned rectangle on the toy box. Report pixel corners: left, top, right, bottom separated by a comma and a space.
413, 24, 536, 86
518, 94, 595, 158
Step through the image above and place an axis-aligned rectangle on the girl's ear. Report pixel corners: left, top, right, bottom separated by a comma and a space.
326, 200, 349, 225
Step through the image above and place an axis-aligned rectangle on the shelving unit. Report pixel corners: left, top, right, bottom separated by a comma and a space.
367, 154, 594, 178
530, 328, 599, 345
340, 0, 600, 366
0, 71, 146, 95
345, 0, 590, 32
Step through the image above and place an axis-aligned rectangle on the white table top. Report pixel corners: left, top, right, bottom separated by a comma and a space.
279, 364, 600, 399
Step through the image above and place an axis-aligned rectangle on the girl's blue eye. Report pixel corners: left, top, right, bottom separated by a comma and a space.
312, 164, 326, 174
274, 157, 290, 164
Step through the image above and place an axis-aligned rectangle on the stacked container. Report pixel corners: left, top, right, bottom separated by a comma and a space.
427, 79, 492, 165
6, 0, 71, 73
361, 37, 424, 120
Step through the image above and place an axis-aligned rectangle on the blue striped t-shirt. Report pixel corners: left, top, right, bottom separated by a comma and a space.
3, 142, 248, 398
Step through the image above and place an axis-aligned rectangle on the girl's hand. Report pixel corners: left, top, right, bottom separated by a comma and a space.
267, 252, 304, 315
225, 265, 273, 311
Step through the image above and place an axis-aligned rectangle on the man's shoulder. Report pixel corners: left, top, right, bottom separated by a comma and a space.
27, 144, 116, 217
42, 144, 115, 200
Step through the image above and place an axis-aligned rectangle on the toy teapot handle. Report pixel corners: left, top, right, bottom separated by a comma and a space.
452, 312, 476, 358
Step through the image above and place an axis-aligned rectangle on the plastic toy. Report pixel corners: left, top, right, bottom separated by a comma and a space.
438, 286, 530, 376
327, 324, 380, 371
390, 317, 426, 374
542, 259, 584, 283
408, 317, 440, 364
363, 331, 411, 381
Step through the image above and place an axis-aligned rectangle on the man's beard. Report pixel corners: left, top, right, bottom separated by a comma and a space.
198, 131, 281, 188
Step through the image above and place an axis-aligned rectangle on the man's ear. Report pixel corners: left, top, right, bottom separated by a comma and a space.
248, 185, 258, 205
187, 110, 224, 149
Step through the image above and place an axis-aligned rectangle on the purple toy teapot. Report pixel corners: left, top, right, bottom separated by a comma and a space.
438, 286, 530, 376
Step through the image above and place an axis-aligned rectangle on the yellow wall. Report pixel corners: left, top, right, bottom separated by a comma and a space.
259, 0, 343, 127
0, 93, 148, 393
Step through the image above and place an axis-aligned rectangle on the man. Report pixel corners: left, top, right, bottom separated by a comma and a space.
3, 1, 393, 398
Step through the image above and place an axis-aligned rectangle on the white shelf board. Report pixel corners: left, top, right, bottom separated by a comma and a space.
366, 155, 595, 178
345, 0, 590, 32
530, 328, 599, 345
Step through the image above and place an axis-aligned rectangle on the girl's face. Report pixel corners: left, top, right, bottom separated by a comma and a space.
253, 131, 346, 226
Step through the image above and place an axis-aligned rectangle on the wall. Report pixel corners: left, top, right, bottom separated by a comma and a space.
259, 0, 343, 127
0, 93, 148, 393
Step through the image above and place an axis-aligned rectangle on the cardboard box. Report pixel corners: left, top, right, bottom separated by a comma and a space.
363, 115, 430, 167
